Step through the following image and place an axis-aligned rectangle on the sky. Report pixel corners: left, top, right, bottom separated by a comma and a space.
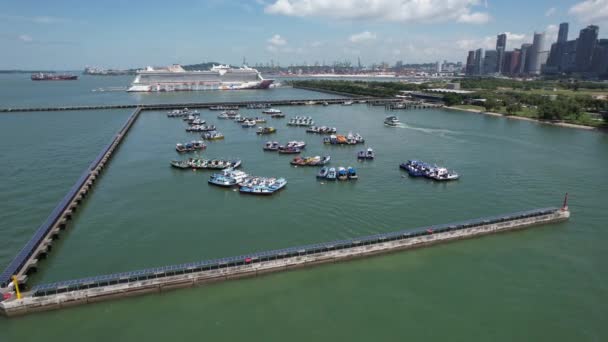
1, 0, 608, 69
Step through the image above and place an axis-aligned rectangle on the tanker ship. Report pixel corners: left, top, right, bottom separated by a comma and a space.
127, 64, 273, 92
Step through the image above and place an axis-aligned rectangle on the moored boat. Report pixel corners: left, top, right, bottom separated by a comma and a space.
175, 140, 206, 153
263, 141, 280, 151
171, 158, 241, 170
202, 131, 224, 140
256, 127, 276, 135
326, 168, 337, 180
337, 167, 348, 181
347, 167, 358, 179
239, 177, 287, 195
262, 108, 282, 114
317, 167, 329, 179
357, 147, 375, 160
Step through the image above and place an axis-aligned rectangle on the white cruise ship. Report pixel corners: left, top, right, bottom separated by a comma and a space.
127, 64, 273, 92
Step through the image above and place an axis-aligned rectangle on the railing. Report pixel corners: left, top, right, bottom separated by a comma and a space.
30, 207, 559, 296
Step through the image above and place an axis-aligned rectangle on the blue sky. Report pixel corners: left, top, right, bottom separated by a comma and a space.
1, 0, 607, 69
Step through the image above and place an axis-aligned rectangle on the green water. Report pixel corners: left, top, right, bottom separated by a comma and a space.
0, 76, 607, 341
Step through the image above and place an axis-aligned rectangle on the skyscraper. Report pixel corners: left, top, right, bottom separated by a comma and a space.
575, 25, 599, 72
496, 33, 507, 74
592, 39, 608, 75
527, 32, 547, 74
483, 50, 498, 74
466, 50, 476, 75
474, 48, 484, 75
496, 33, 507, 50
519, 43, 532, 74
558, 23, 569, 43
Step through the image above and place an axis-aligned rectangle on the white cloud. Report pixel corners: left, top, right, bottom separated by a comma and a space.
265, 0, 490, 24
545, 7, 556, 17
569, 0, 608, 23
349, 31, 376, 43
268, 34, 287, 46
457, 12, 490, 24
18, 34, 33, 42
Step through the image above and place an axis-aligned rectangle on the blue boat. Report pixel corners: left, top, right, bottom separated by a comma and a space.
347, 167, 358, 179
337, 167, 348, 181
239, 177, 287, 195
326, 168, 337, 181
400, 160, 431, 177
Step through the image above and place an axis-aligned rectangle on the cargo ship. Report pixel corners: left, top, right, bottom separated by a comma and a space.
127, 64, 273, 92
31, 73, 78, 81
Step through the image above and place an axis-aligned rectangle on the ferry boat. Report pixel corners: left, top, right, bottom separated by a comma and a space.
31, 73, 78, 81
127, 64, 273, 92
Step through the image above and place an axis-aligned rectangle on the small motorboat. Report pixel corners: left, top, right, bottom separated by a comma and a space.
263, 141, 280, 151
347, 167, 358, 180
326, 168, 337, 181
217, 113, 231, 119
317, 167, 329, 179
337, 167, 348, 181
263, 108, 282, 114
428, 167, 460, 181
256, 127, 276, 135
342, 101, 354, 106
358, 148, 374, 160
176, 141, 206, 153
384, 116, 400, 127
242, 120, 257, 128
255, 117, 266, 123
202, 131, 224, 140
278, 146, 301, 154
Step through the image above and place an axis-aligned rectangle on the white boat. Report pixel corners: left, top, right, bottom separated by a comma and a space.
263, 108, 282, 114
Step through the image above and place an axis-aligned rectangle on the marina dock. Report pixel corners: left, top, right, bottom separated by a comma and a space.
0, 99, 569, 317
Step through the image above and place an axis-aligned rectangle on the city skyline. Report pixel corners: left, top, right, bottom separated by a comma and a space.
1, 0, 608, 69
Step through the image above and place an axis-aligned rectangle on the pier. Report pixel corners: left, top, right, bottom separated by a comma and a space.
0, 97, 402, 113
1, 206, 569, 316
0, 99, 569, 317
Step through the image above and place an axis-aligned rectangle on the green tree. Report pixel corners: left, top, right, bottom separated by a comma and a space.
443, 93, 463, 106
505, 103, 522, 116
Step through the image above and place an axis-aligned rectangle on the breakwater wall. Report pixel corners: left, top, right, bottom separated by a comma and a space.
0, 207, 569, 317
0, 107, 142, 289
0, 97, 401, 113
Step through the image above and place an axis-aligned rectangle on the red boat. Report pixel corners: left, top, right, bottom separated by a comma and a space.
31, 73, 78, 81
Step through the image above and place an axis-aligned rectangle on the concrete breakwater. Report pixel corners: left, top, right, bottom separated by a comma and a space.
0, 207, 569, 317
0, 108, 142, 289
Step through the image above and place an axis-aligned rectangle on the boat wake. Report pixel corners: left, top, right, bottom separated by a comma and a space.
398, 122, 463, 141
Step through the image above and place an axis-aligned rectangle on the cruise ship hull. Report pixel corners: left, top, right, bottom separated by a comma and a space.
127, 64, 273, 92
127, 79, 273, 92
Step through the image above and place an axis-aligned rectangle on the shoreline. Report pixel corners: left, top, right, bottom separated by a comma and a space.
445, 106, 600, 131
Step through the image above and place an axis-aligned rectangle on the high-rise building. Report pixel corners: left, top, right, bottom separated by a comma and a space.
527, 32, 547, 74
519, 43, 532, 74
592, 39, 608, 75
558, 23, 569, 43
474, 48, 484, 75
575, 25, 599, 72
466, 50, 476, 75
496, 33, 507, 50
502, 49, 522, 75
496, 33, 507, 74
483, 50, 498, 74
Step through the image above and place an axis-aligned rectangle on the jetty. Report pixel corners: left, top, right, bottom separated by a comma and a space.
0, 99, 568, 317
0, 97, 402, 113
